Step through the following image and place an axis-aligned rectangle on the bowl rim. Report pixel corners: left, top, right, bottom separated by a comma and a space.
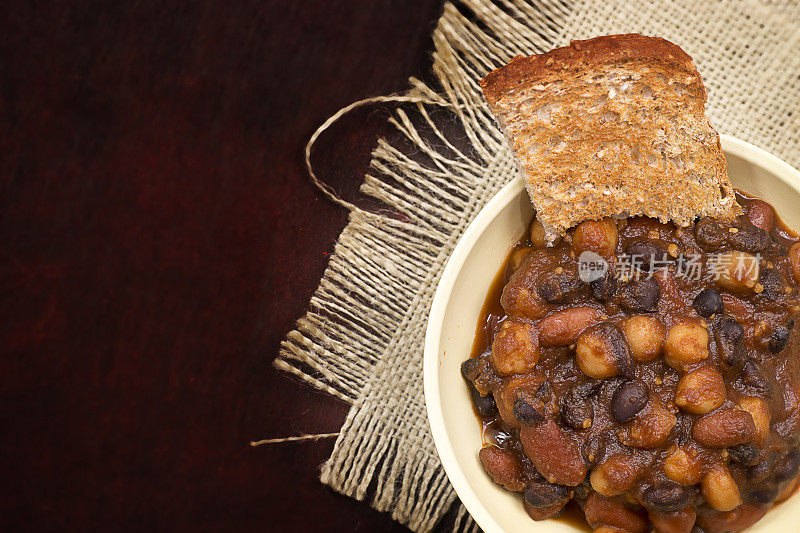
423, 134, 800, 533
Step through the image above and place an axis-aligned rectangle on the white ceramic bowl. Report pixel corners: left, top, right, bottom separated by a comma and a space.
424, 135, 800, 533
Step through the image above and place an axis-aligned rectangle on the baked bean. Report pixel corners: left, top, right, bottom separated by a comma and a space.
610, 379, 649, 423
692, 288, 723, 318
664, 447, 702, 485
701, 467, 742, 512
711, 251, 760, 293
623, 315, 665, 362
664, 321, 710, 370
479, 446, 527, 492
491, 321, 540, 376
583, 491, 649, 533
674, 367, 726, 415
537, 268, 583, 303
769, 325, 790, 354
790, 243, 800, 283
728, 444, 759, 466
520, 419, 588, 486
648, 505, 696, 533
642, 481, 690, 512
590, 453, 642, 497
510, 246, 533, 271
738, 397, 771, 443
572, 218, 618, 258
628, 400, 677, 448
745, 199, 775, 232
539, 307, 605, 347
576, 323, 632, 379
617, 277, 661, 312
530, 218, 546, 247
692, 408, 756, 448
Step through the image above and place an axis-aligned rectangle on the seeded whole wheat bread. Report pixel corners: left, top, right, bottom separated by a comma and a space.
480, 33, 741, 243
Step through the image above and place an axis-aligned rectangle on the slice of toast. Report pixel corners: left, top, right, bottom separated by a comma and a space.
480, 33, 741, 244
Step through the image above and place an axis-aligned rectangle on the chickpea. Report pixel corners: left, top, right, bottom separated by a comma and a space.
491, 321, 540, 376
710, 251, 760, 293
738, 397, 771, 443
627, 400, 677, 448
674, 367, 726, 415
572, 218, 618, 258
664, 321, 709, 370
790, 243, 800, 284
701, 467, 742, 512
575, 323, 631, 379
623, 315, 665, 362
590, 454, 642, 497
664, 447, 702, 486
530, 219, 546, 247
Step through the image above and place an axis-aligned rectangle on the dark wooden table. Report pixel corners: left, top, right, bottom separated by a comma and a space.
1, 1, 448, 530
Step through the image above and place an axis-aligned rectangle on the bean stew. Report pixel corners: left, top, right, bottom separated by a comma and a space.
462, 192, 800, 532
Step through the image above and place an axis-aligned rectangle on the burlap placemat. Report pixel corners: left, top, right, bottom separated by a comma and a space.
274, 1, 800, 531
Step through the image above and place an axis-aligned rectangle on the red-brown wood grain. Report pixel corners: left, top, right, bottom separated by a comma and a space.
0, 1, 449, 530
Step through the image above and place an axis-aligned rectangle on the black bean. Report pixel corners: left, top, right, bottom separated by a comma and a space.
728, 444, 759, 466
760, 269, 786, 300
535, 380, 553, 402
560, 384, 595, 430
729, 223, 771, 253
625, 241, 669, 272
693, 288, 724, 318
581, 434, 605, 466
460, 357, 479, 380
716, 318, 745, 346
617, 277, 660, 312
524, 480, 570, 507
537, 269, 583, 303
590, 271, 617, 301
774, 449, 800, 482
513, 397, 545, 425
747, 451, 777, 482
610, 379, 649, 423
642, 482, 690, 512
467, 382, 497, 417
714, 318, 746, 367
742, 360, 772, 396
695, 218, 726, 249
769, 326, 791, 354
745, 484, 779, 505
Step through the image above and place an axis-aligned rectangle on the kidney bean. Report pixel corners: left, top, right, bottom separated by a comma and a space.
728, 444, 759, 466
576, 322, 633, 379
693, 288, 724, 318
675, 367, 726, 415
642, 481, 690, 512
520, 419, 588, 486
790, 243, 800, 283
617, 277, 661, 312
467, 381, 497, 417
491, 321, 540, 376
523, 480, 570, 507
583, 491, 649, 533
623, 315, 665, 362
611, 379, 649, 423
590, 270, 617, 301
695, 218, 726, 249
702, 468, 742, 512
514, 397, 545, 425
560, 386, 594, 430
590, 453, 643, 497
572, 218, 618, 258
692, 408, 756, 447
745, 199, 775, 232
773, 449, 800, 483
741, 360, 772, 397
538, 306, 605, 347
479, 446, 527, 492
664, 321, 710, 370
537, 268, 583, 303
769, 326, 790, 354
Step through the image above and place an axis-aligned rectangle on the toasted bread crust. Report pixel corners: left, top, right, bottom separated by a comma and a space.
480, 34, 741, 243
